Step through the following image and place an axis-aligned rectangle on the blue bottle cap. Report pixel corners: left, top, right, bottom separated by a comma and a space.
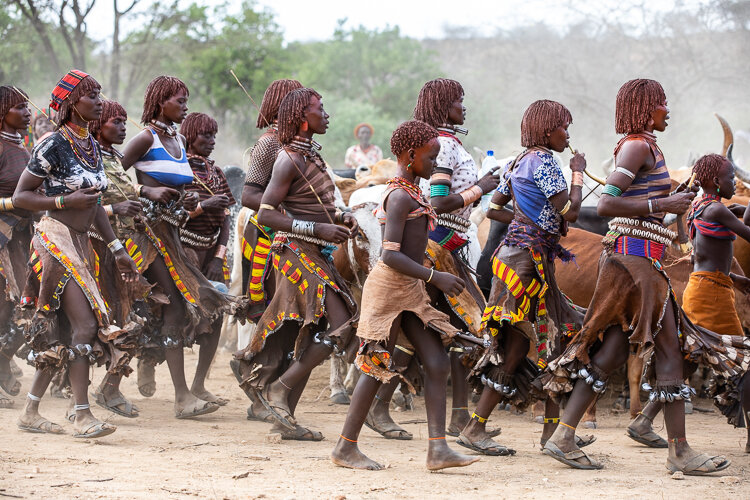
487, 150, 494, 155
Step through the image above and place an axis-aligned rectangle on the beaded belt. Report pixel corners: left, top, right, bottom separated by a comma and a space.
179, 227, 220, 249
437, 213, 471, 233
613, 235, 665, 261
275, 231, 337, 248
608, 217, 675, 246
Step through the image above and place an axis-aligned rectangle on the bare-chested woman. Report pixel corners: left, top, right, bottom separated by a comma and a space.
331, 120, 479, 471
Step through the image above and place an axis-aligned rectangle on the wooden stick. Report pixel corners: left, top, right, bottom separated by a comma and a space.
13, 87, 57, 127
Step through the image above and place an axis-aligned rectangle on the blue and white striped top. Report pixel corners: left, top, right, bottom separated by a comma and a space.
133, 129, 193, 186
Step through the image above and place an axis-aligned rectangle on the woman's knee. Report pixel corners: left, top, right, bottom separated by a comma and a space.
423, 351, 450, 380
70, 317, 99, 346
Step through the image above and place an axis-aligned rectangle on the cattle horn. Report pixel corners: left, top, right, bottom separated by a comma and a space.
715, 114, 750, 184
715, 113, 733, 155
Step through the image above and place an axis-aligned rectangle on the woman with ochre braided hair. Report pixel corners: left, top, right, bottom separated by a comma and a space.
0, 86, 34, 408
542, 79, 749, 475
332, 120, 479, 471
121, 76, 233, 418
248, 88, 359, 440
14, 70, 139, 438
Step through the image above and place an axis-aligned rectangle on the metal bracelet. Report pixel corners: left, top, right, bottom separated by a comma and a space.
107, 239, 124, 253
292, 219, 316, 237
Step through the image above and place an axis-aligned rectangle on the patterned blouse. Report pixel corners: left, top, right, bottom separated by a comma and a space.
26, 132, 108, 197
421, 135, 478, 223
344, 143, 383, 169
497, 150, 567, 234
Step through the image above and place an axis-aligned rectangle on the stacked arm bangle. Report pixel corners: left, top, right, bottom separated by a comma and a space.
560, 200, 572, 215
459, 185, 483, 207
259, 203, 276, 211
291, 219, 316, 237
488, 202, 503, 211
571, 171, 584, 187
0, 197, 13, 211
214, 244, 227, 259
104, 204, 114, 216
54, 195, 65, 209
602, 184, 622, 197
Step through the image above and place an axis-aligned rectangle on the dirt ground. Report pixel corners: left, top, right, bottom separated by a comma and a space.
1, 349, 748, 500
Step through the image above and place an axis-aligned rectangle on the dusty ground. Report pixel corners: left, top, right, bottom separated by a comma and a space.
1, 349, 748, 500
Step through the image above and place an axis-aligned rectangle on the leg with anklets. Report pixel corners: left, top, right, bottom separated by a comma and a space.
61, 283, 116, 438
658, 302, 729, 474
17, 368, 61, 433
263, 291, 350, 428
544, 325, 629, 468
191, 317, 228, 406
365, 346, 413, 440
458, 325, 528, 455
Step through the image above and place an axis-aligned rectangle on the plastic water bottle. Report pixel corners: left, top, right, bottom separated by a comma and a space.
479, 150, 497, 211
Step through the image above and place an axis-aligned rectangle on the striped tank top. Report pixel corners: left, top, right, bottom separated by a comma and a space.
614, 132, 670, 222
133, 129, 193, 186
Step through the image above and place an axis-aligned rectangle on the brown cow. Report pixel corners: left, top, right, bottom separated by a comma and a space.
555, 227, 750, 420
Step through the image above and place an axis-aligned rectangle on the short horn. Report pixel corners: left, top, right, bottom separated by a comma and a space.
715, 113, 733, 156
727, 143, 750, 184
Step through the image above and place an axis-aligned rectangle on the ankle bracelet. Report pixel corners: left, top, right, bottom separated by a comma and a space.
278, 378, 293, 391
637, 411, 653, 423
74, 403, 90, 411
471, 412, 487, 423
452, 407, 468, 411
669, 437, 687, 444
559, 421, 576, 431
429, 436, 445, 440
339, 434, 357, 443
27, 392, 41, 402
543, 417, 560, 424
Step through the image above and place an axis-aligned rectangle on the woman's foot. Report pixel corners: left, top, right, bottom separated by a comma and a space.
191, 388, 229, 406
137, 359, 157, 397
256, 380, 295, 429
0, 365, 21, 396
666, 440, 730, 475
542, 425, 601, 469
426, 440, 480, 471
73, 411, 116, 438
94, 383, 140, 418
0, 392, 13, 408
626, 412, 667, 448
331, 438, 384, 470
174, 394, 219, 419
364, 399, 412, 440
17, 412, 64, 434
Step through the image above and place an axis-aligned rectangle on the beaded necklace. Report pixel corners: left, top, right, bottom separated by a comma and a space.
149, 119, 177, 137
60, 124, 99, 170
187, 154, 222, 191
286, 136, 326, 172
66, 121, 90, 140
388, 176, 437, 228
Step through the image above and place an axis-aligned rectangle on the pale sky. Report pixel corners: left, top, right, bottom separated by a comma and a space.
86, 0, 707, 44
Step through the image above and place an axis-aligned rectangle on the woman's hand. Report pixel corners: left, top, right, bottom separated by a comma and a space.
314, 223, 351, 244
112, 200, 143, 217
200, 195, 231, 211
660, 192, 696, 215
114, 249, 139, 283
183, 191, 200, 211
205, 257, 225, 282
142, 185, 179, 204
430, 270, 465, 296
341, 212, 359, 236
476, 169, 501, 194
63, 187, 100, 210
569, 152, 586, 173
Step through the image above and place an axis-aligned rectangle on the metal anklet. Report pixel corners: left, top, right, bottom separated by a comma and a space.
570, 366, 607, 394
27, 392, 41, 402
74, 403, 90, 411
642, 383, 695, 403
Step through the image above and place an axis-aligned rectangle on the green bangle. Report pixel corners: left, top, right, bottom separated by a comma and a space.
602, 184, 622, 197
430, 184, 450, 197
